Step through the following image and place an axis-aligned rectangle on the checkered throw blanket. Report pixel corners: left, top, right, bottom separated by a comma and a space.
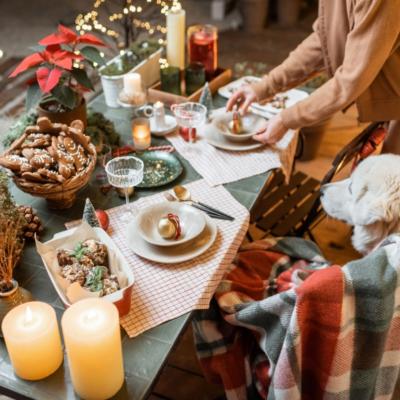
193, 236, 400, 400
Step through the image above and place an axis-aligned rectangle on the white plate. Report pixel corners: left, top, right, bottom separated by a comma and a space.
202, 123, 264, 152
127, 214, 218, 264
150, 115, 178, 137
135, 202, 206, 247
218, 76, 261, 99
213, 112, 268, 143
252, 88, 309, 115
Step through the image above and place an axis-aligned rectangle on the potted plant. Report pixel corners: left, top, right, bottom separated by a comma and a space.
0, 172, 32, 327
99, 39, 162, 108
9, 25, 106, 127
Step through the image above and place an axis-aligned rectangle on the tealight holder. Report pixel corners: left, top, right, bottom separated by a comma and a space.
132, 117, 151, 151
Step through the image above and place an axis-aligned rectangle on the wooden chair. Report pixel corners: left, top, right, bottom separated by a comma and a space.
248, 122, 384, 242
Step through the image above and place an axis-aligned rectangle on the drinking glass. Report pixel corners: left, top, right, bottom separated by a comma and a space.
171, 102, 207, 148
105, 156, 144, 222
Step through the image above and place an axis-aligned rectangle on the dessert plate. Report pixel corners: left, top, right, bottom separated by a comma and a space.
213, 112, 268, 143
202, 123, 264, 152
135, 202, 206, 247
126, 214, 217, 264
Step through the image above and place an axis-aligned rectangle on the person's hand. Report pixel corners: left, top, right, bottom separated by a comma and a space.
253, 114, 288, 145
226, 85, 257, 114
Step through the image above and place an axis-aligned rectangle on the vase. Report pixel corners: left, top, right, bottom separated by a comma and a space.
37, 98, 87, 128
0, 280, 33, 335
277, 0, 301, 27
240, 0, 269, 33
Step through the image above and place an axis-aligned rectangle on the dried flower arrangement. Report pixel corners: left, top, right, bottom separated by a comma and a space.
0, 171, 25, 293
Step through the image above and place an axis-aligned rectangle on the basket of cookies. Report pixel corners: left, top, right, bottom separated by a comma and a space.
0, 117, 97, 209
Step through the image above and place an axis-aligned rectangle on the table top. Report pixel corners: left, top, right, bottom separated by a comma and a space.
0, 94, 271, 400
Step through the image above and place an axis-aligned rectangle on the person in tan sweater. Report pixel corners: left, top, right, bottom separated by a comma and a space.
227, 0, 400, 153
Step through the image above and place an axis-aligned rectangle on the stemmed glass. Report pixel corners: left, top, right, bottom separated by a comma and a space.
171, 102, 207, 152
105, 156, 144, 222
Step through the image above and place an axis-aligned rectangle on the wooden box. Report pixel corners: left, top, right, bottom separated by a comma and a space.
147, 68, 232, 106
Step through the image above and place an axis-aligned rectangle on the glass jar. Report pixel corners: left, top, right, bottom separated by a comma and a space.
188, 25, 218, 79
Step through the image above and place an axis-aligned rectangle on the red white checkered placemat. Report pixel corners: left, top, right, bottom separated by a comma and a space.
168, 108, 298, 186
67, 179, 249, 337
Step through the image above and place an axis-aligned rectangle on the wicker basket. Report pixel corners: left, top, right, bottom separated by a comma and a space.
1, 118, 97, 209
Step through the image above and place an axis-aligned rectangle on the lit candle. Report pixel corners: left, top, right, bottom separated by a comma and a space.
1, 302, 63, 380
123, 72, 142, 97
62, 298, 124, 400
166, 5, 186, 70
132, 117, 151, 151
153, 101, 166, 128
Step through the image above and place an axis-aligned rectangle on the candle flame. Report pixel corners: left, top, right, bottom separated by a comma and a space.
24, 306, 34, 324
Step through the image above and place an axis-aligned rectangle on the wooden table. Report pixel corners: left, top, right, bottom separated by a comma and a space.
0, 94, 272, 400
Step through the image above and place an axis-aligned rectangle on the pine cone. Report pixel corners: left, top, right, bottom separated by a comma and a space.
17, 205, 44, 239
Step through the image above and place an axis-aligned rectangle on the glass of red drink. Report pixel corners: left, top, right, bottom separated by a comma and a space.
188, 25, 218, 79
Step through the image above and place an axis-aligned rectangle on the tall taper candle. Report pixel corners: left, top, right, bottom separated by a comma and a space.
62, 298, 124, 400
166, 5, 186, 70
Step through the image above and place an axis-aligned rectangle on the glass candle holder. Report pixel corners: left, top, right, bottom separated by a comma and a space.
132, 118, 151, 151
188, 25, 218, 79
185, 62, 206, 95
160, 65, 181, 95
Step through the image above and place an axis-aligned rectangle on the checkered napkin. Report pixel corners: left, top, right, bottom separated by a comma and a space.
167, 108, 298, 186
67, 179, 249, 337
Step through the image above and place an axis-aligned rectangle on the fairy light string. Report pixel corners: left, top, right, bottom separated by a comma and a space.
75, 0, 181, 49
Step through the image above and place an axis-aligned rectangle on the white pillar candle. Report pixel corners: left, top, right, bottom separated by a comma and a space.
166, 6, 186, 70
62, 298, 124, 400
123, 72, 142, 97
1, 301, 63, 381
153, 101, 166, 128
132, 118, 151, 151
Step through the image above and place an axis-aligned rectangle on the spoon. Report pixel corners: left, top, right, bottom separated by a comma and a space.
173, 185, 235, 221
164, 193, 231, 220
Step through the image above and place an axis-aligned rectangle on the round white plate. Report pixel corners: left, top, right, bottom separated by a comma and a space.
202, 123, 264, 151
150, 115, 178, 137
135, 202, 206, 247
213, 112, 268, 143
127, 214, 218, 264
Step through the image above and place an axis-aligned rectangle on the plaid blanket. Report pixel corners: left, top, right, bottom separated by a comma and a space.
193, 236, 400, 400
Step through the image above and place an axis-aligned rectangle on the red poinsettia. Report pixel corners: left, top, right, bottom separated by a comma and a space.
9, 24, 106, 111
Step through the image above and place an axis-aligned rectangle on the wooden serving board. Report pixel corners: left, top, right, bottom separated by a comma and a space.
147, 68, 232, 106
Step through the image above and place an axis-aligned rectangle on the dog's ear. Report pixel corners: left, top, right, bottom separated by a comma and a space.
353, 185, 400, 226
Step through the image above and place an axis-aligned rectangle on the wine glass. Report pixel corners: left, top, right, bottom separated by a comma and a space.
171, 102, 207, 150
105, 156, 144, 222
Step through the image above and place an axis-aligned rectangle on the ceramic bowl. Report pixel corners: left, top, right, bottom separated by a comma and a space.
135, 202, 206, 247
214, 113, 268, 142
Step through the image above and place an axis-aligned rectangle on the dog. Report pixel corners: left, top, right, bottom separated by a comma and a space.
320, 154, 400, 255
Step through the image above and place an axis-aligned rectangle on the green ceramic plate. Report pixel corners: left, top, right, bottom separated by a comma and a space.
136, 151, 183, 188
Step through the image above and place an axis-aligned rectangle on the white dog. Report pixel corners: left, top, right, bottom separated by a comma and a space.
320, 154, 400, 255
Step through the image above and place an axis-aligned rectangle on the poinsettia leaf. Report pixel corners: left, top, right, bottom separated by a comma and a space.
43, 48, 78, 70
78, 33, 106, 47
39, 24, 77, 46
71, 68, 94, 91
25, 83, 42, 111
80, 46, 106, 66
57, 24, 78, 42
51, 85, 78, 110
29, 45, 46, 52
9, 53, 44, 78
36, 67, 62, 93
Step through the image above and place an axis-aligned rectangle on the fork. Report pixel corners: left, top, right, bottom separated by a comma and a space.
164, 193, 233, 220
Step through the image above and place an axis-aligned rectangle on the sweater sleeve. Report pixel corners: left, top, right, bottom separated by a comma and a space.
281, 0, 400, 129
251, 19, 325, 101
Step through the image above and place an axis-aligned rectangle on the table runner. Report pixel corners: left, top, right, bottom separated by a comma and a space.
67, 179, 249, 337
167, 108, 298, 186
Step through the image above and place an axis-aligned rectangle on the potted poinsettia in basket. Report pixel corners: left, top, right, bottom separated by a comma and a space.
9, 25, 106, 127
